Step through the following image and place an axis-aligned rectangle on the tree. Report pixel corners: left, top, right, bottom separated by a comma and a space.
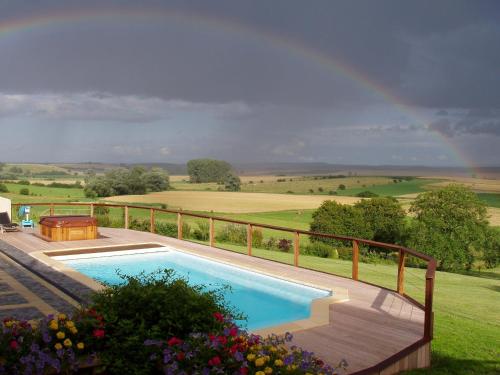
187, 159, 232, 183
310, 200, 373, 247
224, 173, 241, 192
407, 185, 490, 270
355, 197, 405, 245
338, 184, 346, 190
144, 168, 170, 192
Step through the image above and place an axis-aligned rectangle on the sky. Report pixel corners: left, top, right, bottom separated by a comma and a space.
0, 0, 499, 167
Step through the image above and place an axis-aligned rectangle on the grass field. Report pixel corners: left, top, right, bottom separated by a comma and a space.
426, 176, 500, 193
105, 191, 361, 213
477, 193, 500, 208
1, 182, 86, 203
336, 178, 438, 197
3, 163, 71, 174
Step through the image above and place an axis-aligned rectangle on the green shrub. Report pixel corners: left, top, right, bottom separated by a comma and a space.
356, 191, 379, 198
129, 218, 151, 232
94, 206, 110, 215
155, 221, 179, 237
17, 180, 30, 185
19, 188, 29, 195
252, 228, 263, 248
264, 237, 277, 250
303, 242, 335, 258
192, 221, 210, 241
216, 224, 247, 245
0, 183, 8, 193
96, 214, 111, 227
337, 247, 352, 260
87, 270, 234, 374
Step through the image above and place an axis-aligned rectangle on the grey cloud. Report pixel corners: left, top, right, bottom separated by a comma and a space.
429, 110, 500, 137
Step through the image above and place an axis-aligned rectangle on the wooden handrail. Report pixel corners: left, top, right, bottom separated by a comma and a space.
12, 201, 436, 340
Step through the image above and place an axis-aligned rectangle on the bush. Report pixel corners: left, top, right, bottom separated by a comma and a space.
17, 180, 30, 185
94, 206, 110, 215
252, 228, 263, 248
96, 214, 111, 227
88, 270, 234, 374
192, 221, 210, 241
0, 183, 8, 193
224, 172, 241, 191
216, 224, 247, 245
407, 185, 491, 270
263, 237, 277, 250
303, 242, 336, 258
354, 197, 406, 245
356, 191, 379, 198
338, 184, 346, 190
19, 188, 29, 195
155, 221, 179, 237
278, 239, 292, 252
310, 200, 373, 247
129, 218, 150, 232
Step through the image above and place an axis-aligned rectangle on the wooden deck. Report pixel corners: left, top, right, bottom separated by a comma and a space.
0, 227, 426, 374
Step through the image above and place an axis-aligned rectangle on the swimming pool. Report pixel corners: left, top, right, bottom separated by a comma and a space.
53, 246, 330, 330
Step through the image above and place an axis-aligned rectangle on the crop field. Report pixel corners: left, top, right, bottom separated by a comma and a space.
2, 163, 71, 174
336, 178, 439, 197
425, 176, 500, 193
239, 176, 394, 195
105, 191, 361, 213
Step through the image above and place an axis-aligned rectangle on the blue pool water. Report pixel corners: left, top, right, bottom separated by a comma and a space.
57, 248, 330, 330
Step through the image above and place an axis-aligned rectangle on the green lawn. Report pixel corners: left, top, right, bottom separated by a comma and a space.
1, 183, 86, 203
336, 179, 438, 197
477, 193, 500, 208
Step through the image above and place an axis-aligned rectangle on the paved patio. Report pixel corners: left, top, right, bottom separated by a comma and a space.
0, 227, 426, 374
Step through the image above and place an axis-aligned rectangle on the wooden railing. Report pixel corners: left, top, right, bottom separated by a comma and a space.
12, 202, 436, 341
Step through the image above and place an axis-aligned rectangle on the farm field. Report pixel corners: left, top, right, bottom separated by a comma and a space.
0, 182, 86, 203
336, 178, 439, 197
425, 176, 500, 193
105, 191, 361, 213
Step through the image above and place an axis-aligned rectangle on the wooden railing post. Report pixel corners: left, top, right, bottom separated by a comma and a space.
352, 240, 359, 280
294, 231, 300, 267
150, 208, 155, 233
49, 204, 55, 216
209, 218, 215, 247
90, 203, 94, 217
397, 249, 406, 294
124, 206, 129, 229
177, 213, 183, 240
247, 224, 253, 256
424, 276, 435, 340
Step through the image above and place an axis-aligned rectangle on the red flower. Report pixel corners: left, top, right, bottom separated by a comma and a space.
229, 327, 238, 337
9, 340, 18, 350
176, 351, 185, 361
239, 367, 248, 374
217, 335, 227, 345
93, 329, 105, 338
167, 337, 183, 347
208, 356, 221, 366
213, 312, 224, 322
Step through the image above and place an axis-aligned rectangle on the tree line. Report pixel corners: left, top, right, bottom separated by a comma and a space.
310, 185, 499, 271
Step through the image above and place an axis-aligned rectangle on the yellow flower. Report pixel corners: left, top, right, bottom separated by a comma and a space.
70, 327, 78, 335
269, 346, 277, 352
63, 338, 72, 348
255, 357, 266, 367
49, 320, 58, 330
54, 343, 63, 350
57, 313, 67, 321
65, 321, 75, 328
264, 367, 273, 374
287, 364, 298, 371
274, 359, 284, 367
246, 354, 256, 362
56, 331, 65, 340
265, 355, 270, 362
77, 342, 85, 350
256, 372, 265, 375
4, 320, 15, 328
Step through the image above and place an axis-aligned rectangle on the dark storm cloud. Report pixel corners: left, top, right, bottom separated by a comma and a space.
0, 0, 499, 165
429, 110, 500, 137
1, 0, 499, 108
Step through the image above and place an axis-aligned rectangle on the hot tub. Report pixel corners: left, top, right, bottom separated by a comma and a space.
39, 215, 98, 241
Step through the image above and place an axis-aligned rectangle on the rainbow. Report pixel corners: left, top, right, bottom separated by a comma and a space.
0, 7, 477, 172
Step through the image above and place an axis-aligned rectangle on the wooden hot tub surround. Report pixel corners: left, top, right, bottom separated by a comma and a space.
39, 215, 98, 241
